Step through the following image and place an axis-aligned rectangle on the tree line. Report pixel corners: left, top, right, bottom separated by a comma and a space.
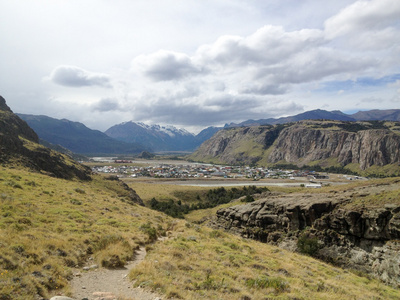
149, 186, 269, 218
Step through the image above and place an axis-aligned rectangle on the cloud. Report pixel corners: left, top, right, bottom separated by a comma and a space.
91, 98, 122, 112
132, 50, 203, 81
197, 25, 324, 68
324, 0, 400, 51
265, 48, 376, 84
125, 89, 303, 127
49, 65, 111, 88
325, 0, 400, 39
240, 83, 288, 95
9, 0, 397, 132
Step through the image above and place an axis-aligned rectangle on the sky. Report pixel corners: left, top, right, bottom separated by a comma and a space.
1, 0, 399, 134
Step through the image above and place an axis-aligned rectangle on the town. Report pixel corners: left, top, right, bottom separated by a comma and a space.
90, 160, 344, 181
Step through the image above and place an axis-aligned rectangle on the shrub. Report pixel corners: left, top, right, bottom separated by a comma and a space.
139, 223, 158, 242
297, 234, 320, 256
241, 195, 255, 203
245, 276, 289, 293
149, 186, 268, 218
70, 199, 82, 205
74, 188, 85, 194
94, 234, 133, 268
95, 234, 125, 251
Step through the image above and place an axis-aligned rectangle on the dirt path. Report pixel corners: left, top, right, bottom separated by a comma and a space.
70, 246, 162, 300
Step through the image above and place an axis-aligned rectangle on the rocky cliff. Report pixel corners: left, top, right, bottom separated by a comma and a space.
213, 180, 400, 286
190, 120, 400, 175
0, 96, 91, 180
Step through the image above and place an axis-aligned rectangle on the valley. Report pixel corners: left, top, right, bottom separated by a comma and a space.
1, 96, 400, 299
3, 0, 400, 299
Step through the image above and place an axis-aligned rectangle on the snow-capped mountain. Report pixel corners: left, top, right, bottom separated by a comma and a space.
136, 122, 192, 138
105, 121, 201, 152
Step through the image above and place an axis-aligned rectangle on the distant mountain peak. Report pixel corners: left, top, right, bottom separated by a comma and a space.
18, 114, 147, 155
105, 121, 201, 151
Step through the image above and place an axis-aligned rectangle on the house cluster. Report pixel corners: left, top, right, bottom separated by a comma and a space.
91, 163, 329, 180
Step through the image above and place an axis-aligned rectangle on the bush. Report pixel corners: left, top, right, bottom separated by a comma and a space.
74, 188, 85, 194
241, 195, 255, 203
245, 276, 289, 292
148, 186, 269, 218
297, 234, 320, 257
139, 222, 158, 242
95, 234, 125, 251
70, 199, 82, 205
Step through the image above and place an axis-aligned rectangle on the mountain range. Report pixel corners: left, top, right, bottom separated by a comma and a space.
224, 109, 400, 127
17, 108, 400, 155
105, 121, 219, 152
17, 114, 148, 155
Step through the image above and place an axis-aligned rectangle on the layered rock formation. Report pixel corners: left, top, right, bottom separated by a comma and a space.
190, 120, 400, 175
213, 182, 400, 286
268, 124, 400, 170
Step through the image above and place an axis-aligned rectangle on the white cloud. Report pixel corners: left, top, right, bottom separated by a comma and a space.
132, 50, 204, 81
196, 26, 324, 68
127, 92, 303, 127
325, 0, 400, 39
1, 0, 399, 133
324, 0, 400, 51
49, 65, 111, 88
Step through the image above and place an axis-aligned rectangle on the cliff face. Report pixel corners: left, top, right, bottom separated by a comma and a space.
213, 181, 400, 286
268, 124, 400, 169
190, 120, 400, 173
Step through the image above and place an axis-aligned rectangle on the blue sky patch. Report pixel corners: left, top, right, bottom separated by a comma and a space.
318, 73, 400, 93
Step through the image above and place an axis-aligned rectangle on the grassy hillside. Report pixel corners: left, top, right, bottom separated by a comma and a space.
131, 219, 400, 300
0, 166, 171, 299
1, 166, 400, 299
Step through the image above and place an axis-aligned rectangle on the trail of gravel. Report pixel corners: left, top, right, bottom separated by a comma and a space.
70, 246, 162, 300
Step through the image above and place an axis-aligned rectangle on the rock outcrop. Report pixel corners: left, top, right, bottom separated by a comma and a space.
213, 183, 400, 286
190, 120, 400, 175
268, 124, 400, 170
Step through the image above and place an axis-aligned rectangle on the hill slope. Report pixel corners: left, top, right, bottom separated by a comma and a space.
0, 97, 91, 180
18, 114, 148, 155
190, 120, 400, 176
